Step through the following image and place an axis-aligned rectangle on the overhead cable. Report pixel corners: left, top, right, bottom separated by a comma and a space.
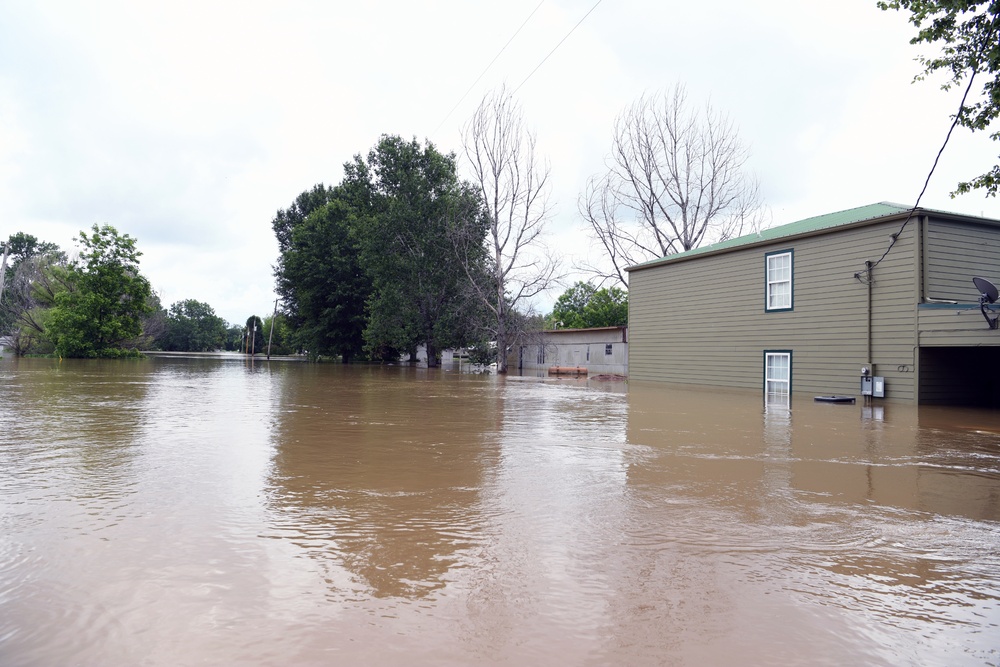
433, 1, 545, 135
512, 0, 603, 96
855, 59, 982, 284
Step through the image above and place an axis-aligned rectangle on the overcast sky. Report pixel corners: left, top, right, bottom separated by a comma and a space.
2, 0, 998, 324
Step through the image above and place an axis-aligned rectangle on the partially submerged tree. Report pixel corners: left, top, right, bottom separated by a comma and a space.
158, 299, 227, 352
581, 84, 764, 287
0, 232, 65, 343
0, 248, 69, 355
277, 195, 370, 362
878, 0, 1000, 197
244, 315, 265, 355
46, 224, 152, 358
461, 86, 560, 372
350, 135, 486, 366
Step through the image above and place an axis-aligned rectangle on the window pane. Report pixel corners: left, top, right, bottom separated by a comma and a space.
769, 283, 790, 309
765, 353, 791, 397
766, 252, 792, 310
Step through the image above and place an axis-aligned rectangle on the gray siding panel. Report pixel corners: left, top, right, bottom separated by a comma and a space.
925, 220, 1000, 301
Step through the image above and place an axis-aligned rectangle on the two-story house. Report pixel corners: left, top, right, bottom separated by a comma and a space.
626, 202, 1000, 405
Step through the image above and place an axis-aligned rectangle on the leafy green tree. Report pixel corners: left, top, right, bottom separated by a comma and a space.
549, 281, 628, 329
275, 195, 370, 362
348, 135, 487, 366
45, 224, 152, 358
223, 323, 245, 351
272, 184, 338, 255
262, 311, 294, 356
159, 299, 227, 351
549, 282, 596, 329
245, 315, 265, 354
879, 0, 1000, 196
586, 286, 629, 327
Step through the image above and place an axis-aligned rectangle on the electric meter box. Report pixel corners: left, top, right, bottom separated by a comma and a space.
860, 376, 885, 398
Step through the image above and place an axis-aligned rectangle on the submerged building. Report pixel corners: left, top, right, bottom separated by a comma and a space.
626, 202, 1000, 405
515, 326, 628, 376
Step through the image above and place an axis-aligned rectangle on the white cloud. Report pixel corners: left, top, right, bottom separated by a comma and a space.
1, 0, 997, 322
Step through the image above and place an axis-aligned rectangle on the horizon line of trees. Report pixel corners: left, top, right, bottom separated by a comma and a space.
5, 5, 998, 362
2, 81, 791, 361
0, 229, 289, 358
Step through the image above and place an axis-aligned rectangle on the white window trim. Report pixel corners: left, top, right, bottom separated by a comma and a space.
766, 250, 793, 312
765, 351, 791, 398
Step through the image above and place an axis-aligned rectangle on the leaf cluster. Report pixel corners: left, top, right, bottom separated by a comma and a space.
548, 281, 628, 329
156, 299, 228, 352
879, 0, 1000, 196
44, 224, 153, 358
273, 135, 490, 365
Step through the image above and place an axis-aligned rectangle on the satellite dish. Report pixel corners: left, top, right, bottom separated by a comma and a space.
972, 276, 999, 329
973, 276, 998, 303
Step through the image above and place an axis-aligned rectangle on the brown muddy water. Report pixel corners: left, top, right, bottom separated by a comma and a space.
0, 355, 998, 666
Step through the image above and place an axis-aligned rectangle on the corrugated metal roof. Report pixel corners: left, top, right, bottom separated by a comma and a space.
626, 202, 912, 272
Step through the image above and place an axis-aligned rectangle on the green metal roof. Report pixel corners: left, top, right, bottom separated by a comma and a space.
626, 202, 912, 272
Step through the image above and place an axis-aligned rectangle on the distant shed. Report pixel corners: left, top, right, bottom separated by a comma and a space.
514, 326, 628, 376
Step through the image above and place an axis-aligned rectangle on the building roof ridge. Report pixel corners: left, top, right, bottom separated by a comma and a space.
625, 201, 995, 273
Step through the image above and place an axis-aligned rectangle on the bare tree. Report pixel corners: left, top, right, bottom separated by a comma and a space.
581, 84, 765, 287
461, 86, 560, 373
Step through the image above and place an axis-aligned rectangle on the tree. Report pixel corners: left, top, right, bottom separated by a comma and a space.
549, 281, 628, 329
223, 323, 245, 351
581, 84, 764, 288
277, 196, 370, 362
271, 184, 337, 255
272, 181, 373, 363
349, 135, 487, 366
45, 224, 152, 358
159, 299, 227, 351
461, 86, 560, 373
549, 281, 596, 329
138, 292, 167, 351
245, 315, 265, 355
262, 311, 294, 356
1, 232, 65, 338
878, 0, 1000, 196
585, 285, 629, 328
0, 245, 69, 355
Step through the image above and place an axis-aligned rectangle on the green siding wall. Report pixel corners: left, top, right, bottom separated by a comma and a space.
925, 220, 1000, 301
629, 220, 918, 401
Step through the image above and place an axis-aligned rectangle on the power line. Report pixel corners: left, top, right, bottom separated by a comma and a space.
433, 1, 545, 135
512, 0, 603, 96
855, 61, 981, 284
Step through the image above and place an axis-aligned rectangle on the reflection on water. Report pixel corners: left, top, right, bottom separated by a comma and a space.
264, 366, 498, 599
1, 358, 999, 666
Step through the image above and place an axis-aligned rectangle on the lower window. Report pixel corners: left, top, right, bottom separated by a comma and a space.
764, 351, 792, 398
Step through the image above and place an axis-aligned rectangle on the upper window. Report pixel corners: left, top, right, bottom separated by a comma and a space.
765, 250, 793, 311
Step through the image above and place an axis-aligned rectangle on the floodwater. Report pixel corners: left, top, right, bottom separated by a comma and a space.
1, 356, 998, 666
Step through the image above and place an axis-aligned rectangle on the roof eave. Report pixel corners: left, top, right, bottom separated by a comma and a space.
625, 209, 922, 274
